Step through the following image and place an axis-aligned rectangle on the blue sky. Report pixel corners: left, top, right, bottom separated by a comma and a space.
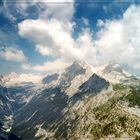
0, 0, 140, 75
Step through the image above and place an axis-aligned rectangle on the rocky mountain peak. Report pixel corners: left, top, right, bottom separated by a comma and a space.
65, 60, 86, 73
103, 61, 123, 74
59, 61, 86, 86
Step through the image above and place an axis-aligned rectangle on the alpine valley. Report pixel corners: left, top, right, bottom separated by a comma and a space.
0, 61, 140, 140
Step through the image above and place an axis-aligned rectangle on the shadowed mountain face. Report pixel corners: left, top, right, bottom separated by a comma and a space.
79, 74, 109, 93
0, 85, 23, 140
12, 88, 69, 140
0, 75, 36, 140
0, 86, 13, 129
71, 74, 109, 104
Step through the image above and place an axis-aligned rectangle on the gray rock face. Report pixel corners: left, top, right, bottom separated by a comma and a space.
80, 74, 109, 93
71, 74, 109, 103
103, 61, 123, 74
59, 61, 86, 87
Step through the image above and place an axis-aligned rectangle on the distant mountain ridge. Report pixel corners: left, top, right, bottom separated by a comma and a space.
1, 60, 133, 87
0, 61, 140, 140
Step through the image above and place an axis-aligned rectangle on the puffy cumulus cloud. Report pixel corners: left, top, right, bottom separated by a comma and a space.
15, 0, 75, 72
18, 5, 140, 73
18, 19, 74, 49
95, 20, 124, 62
0, 47, 27, 62
18, 19, 91, 61
18, 18, 98, 71
95, 5, 140, 69
18, 19, 76, 60
75, 29, 98, 64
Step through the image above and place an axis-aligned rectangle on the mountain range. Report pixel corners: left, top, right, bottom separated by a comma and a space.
0, 61, 140, 140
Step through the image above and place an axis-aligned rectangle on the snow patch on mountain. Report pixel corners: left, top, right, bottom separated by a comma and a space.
35, 123, 54, 140
3, 115, 13, 132
24, 110, 38, 123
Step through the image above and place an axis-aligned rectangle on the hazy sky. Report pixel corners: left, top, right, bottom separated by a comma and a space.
0, 0, 140, 75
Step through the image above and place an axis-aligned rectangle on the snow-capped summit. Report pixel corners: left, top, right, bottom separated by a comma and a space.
60, 61, 95, 96
58, 61, 86, 88
2, 61, 132, 87
41, 60, 133, 95
64, 61, 86, 78
103, 61, 123, 74
4, 72, 18, 82
95, 61, 131, 83
41, 61, 95, 93
64, 60, 95, 76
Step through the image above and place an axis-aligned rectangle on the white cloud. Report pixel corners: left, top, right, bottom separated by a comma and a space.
17, 4, 140, 74
0, 47, 27, 62
14, 0, 75, 72
18, 18, 98, 71
32, 59, 70, 72
75, 29, 97, 64
95, 5, 140, 69
97, 19, 105, 27
18, 18, 80, 61
18, 19, 74, 57
2, 0, 75, 73
18, 18, 74, 47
